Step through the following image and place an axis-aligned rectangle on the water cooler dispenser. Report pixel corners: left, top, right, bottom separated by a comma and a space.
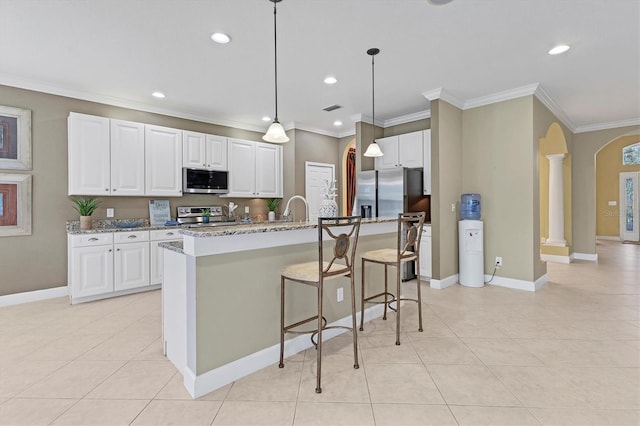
459, 194, 484, 287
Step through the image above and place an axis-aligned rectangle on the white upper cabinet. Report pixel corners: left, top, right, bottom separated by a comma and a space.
182, 131, 228, 170
255, 142, 282, 198
110, 119, 145, 196
68, 112, 111, 195
423, 129, 431, 195
145, 124, 183, 196
227, 138, 282, 198
374, 130, 424, 170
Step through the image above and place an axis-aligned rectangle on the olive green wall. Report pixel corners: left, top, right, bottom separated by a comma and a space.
572, 126, 640, 254
0, 84, 301, 296
462, 96, 541, 282
383, 118, 430, 137
291, 129, 340, 220
431, 100, 463, 281
596, 136, 640, 236
194, 232, 395, 374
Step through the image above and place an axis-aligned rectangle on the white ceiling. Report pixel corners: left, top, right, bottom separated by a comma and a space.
0, 0, 638, 137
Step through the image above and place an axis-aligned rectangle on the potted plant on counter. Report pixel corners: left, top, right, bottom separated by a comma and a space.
71, 197, 99, 230
202, 208, 211, 223
265, 198, 281, 221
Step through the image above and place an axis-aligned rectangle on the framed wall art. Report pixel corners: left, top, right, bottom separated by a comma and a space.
0, 173, 32, 237
0, 105, 32, 170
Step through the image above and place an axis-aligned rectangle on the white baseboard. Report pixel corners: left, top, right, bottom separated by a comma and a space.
184, 304, 385, 399
430, 274, 458, 290
485, 273, 548, 292
597, 235, 620, 241
574, 252, 598, 262
540, 253, 572, 264
0, 286, 68, 307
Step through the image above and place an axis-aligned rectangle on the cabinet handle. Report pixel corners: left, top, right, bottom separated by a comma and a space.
109, 249, 112, 252
117, 248, 120, 251
166, 232, 174, 236
113, 188, 116, 191
105, 188, 109, 191
127, 235, 137, 239
88, 237, 99, 242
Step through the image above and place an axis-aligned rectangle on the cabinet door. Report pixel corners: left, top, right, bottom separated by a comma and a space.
182, 131, 206, 168
110, 119, 145, 195
70, 245, 114, 298
255, 142, 282, 197
68, 113, 110, 195
114, 241, 150, 291
145, 125, 183, 196
374, 136, 399, 170
205, 135, 228, 170
423, 130, 431, 195
150, 238, 181, 285
227, 138, 256, 197
398, 131, 423, 168
419, 234, 432, 278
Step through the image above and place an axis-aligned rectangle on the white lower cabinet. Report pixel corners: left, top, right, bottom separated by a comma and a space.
150, 229, 181, 285
419, 226, 432, 279
68, 230, 157, 304
68, 233, 114, 299
114, 231, 150, 291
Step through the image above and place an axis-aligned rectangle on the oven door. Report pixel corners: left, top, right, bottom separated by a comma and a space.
183, 168, 229, 194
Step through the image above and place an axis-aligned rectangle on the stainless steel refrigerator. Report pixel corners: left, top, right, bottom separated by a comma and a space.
354, 168, 428, 280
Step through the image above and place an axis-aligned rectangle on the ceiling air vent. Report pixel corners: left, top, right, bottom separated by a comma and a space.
322, 104, 342, 112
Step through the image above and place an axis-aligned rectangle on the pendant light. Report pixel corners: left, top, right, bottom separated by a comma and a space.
363, 48, 383, 157
263, 0, 289, 143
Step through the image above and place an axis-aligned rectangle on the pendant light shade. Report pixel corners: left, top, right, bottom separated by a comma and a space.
363, 47, 383, 157
263, 0, 289, 143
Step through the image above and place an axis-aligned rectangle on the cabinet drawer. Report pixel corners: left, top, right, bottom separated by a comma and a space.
113, 230, 149, 243
150, 229, 182, 241
70, 233, 113, 248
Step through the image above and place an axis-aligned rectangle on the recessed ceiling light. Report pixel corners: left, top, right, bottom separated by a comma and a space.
333, 120, 343, 126
211, 32, 231, 44
324, 76, 338, 85
262, 116, 271, 122
548, 44, 570, 55
152, 91, 165, 99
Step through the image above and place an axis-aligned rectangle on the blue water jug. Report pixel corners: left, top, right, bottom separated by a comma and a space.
460, 193, 481, 220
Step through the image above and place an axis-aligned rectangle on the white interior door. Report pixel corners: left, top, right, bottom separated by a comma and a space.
305, 162, 335, 222
620, 171, 640, 241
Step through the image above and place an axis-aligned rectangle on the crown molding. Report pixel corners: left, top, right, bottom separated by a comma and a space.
532, 84, 576, 132
464, 83, 539, 109
0, 73, 271, 134
422, 88, 464, 109
350, 113, 384, 127
384, 110, 431, 127
574, 118, 640, 133
289, 122, 342, 138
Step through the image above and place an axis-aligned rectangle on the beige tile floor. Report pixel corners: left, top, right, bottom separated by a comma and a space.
1, 240, 638, 425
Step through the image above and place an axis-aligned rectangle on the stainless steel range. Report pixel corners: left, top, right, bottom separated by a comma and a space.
176, 206, 236, 228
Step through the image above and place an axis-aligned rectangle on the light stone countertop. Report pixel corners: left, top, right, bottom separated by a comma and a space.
67, 217, 415, 236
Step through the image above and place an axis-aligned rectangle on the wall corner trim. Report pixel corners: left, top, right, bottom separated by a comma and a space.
429, 274, 458, 290
573, 252, 598, 262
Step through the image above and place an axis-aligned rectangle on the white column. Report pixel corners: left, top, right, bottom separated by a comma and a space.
546, 153, 566, 246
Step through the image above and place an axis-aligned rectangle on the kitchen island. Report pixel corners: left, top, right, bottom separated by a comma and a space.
161, 218, 397, 398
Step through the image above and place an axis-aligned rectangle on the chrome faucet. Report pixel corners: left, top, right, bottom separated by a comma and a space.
282, 195, 309, 222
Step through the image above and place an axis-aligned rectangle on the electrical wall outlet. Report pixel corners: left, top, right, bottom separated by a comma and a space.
495, 256, 503, 267
106, 208, 114, 218
451, 203, 456, 212
337, 287, 344, 302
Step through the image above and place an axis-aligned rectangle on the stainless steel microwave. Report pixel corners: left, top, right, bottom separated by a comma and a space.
182, 168, 229, 194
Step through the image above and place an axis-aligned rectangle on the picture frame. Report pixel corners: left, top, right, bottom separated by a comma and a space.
0, 173, 32, 237
0, 105, 32, 170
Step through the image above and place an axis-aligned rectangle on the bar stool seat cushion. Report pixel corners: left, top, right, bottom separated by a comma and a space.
282, 261, 350, 283
362, 248, 417, 263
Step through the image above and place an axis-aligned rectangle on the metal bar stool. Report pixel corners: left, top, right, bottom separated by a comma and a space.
279, 215, 361, 394
359, 212, 425, 345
